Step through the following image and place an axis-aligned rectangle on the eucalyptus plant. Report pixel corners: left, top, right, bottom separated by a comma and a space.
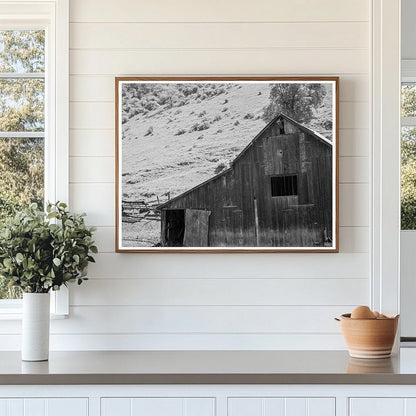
0, 202, 97, 293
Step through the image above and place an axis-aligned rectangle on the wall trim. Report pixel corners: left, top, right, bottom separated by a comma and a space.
371, 0, 401, 315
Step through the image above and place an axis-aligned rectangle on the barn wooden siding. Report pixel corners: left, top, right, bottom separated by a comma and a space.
160, 116, 332, 247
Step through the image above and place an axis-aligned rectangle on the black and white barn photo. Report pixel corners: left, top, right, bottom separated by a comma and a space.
116, 77, 338, 252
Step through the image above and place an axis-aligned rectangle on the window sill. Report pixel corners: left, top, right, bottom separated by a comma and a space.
0, 287, 69, 319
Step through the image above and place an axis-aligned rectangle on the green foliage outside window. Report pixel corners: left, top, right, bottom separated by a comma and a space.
401, 127, 416, 230
0, 30, 45, 298
401, 85, 416, 230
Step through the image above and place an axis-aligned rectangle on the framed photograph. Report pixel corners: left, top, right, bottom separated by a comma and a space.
115, 77, 339, 253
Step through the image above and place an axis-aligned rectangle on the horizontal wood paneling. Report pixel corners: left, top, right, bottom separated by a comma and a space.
0, 333, 347, 351
339, 227, 369, 252
69, 75, 369, 103
54, 0, 373, 351
69, 183, 114, 226
69, 130, 115, 157
339, 184, 369, 227
50, 305, 356, 334
70, 102, 113, 129
70, 49, 368, 76
69, 0, 369, 23
339, 102, 369, 129
70, 22, 368, 50
86, 252, 369, 279
70, 76, 115, 102
339, 157, 369, 183
339, 129, 369, 157
0, 306, 356, 335
70, 278, 368, 306
91, 227, 115, 253
69, 157, 114, 183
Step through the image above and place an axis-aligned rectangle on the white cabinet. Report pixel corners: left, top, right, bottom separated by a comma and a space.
5, 385, 416, 416
228, 398, 335, 416
101, 397, 215, 416
0, 398, 88, 416
350, 398, 416, 416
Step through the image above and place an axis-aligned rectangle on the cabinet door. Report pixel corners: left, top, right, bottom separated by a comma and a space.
101, 398, 215, 416
350, 398, 416, 416
0, 398, 88, 416
228, 398, 335, 416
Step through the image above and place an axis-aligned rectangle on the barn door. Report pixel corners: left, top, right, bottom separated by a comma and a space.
183, 209, 211, 247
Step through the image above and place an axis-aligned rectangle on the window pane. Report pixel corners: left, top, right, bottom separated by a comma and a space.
0, 137, 44, 216
0, 138, 44, 300
402, 83, 416, 117
0, 29, 45, 301
401, 127, 416, 230
0, 30, 45, 73
0, 78, 44, 131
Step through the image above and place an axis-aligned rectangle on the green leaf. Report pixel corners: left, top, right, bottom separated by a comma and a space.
90, 245, 98, 254
53, 258, 61, 267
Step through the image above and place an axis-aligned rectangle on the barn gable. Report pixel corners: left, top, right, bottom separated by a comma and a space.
158, 113, 332, 210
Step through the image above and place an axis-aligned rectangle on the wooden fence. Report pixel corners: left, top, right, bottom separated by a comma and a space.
121, 199, 161, 223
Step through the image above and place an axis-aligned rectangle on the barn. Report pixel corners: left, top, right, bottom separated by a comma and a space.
157, 113, 333, 248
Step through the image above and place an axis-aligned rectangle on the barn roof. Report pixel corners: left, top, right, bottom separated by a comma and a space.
158, 113, 332, 209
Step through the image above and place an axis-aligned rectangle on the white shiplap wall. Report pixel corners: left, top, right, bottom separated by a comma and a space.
12, 0, 372, 350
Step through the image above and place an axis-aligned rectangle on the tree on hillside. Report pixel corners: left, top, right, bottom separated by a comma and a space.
262, 83, 326, 124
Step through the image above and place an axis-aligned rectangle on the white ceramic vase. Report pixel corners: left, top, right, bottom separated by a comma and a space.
22, 292, 50, 361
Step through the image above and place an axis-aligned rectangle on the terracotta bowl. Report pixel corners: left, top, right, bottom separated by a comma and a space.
347, 357, 394, 373
337, 313, 399, 359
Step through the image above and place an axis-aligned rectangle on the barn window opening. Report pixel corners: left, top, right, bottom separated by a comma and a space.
271, 175, 298, 197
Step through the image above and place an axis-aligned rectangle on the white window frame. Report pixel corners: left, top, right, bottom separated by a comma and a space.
0, 0, 69, 317
371, 0, 401, 325
399, 60, 416, 340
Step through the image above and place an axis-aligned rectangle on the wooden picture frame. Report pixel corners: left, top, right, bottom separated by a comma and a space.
115, 77, 339, 253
